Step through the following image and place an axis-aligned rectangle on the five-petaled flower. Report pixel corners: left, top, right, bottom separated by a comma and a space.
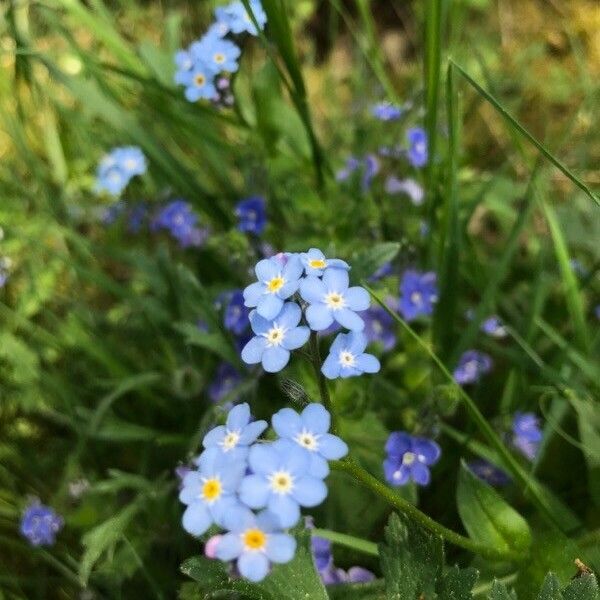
215, 0, 267, 36
383, 432, 441, 486
321, 331, 380, 379
224, 290, 251, 335
363, 305, 396, 351
299, 248, 350, 277
20, 502, 63, 547
398, 269, 438, 321
179, 67, 218, 102
481, 315, 507, 338
453, 350, 492, 385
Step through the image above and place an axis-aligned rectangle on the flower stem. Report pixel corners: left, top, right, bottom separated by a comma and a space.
333, 458, 526, 562
312, 528, 379, 557
307, 331, 337, 433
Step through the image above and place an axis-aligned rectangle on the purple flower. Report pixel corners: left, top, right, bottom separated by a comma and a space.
224, 290, 250, 335
481, 315, 507, 338
363, 305, 396, 351
127, 202, 148, 233
311, 534, 333, 571
468, 459, 510, 486
406, 127, 428, 168
208, 363, 243, 403
20, 502, 64, 546
384, 176, 424, 205
361, 154, 380, 191
512, 412, 542, 461
384, 432, 441, 486
371, 102, 403, 121
236, 197, 266, 235
398, 270, 438, 321
369, 261, 393, 281
336, 157, 361, 182
453, 350, 492, 385
151, 200, 208, 248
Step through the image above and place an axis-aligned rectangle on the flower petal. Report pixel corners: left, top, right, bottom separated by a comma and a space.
383, 460, 410, 486
238, 552, 270, 582
265, 534, 296, 563
321, 353, 341, 379
412, 438, 441, 465
334, 308, 364, 331
301, 403, 330, 434
241, 336, 267, 364
182, 503, 212, 536
282, 254, 303, 280
291, 476, 327, 506
276, 302, 302, 329
202, 425, 225, 449
278, 280, 300, 299
248, 443, 279, 475
272, 407, 302, 438
307, 453, 330, 478
300, 276, 327, 304
356, 353, 381, 374
227, 402, 250, 430
306, 304, 334, 331
239, 420, 268, 445
257, 294, 284, 320
262, 346, 290, 372
323, 267, 349, 292
385, 432, 412, 457
268, 494, 300, 528
215, 533, 243, 561
239, 475, 271, 509
347, 331, 368, 354
249, 310, 271, 335
255, 258, 278, 282
410, 462, 431, 486
281, 326, 310, 351
318, 433, 349, 460
243, 281, 264, 307
345, 286, 370, 311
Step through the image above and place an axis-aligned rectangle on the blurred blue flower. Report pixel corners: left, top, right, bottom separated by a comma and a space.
369, 261, 393, 281
239, 439, 327, 527
236, 196, 267, 235
406, 127, 428, 168
224, 290, 250, 335
174, 49, 195, 84
398, 269, 438, 321
336, 156, 362, 182
209, 363, 243, 403
384, 176, 424, 205
481, 315, 507, 338
241, 302, 310, 372
215, 507, 296, 582
175, 465, 192, 489
127, 202, 148, 233
321, 331, 380, 379
215, 0, 267, 36
453, 350, 492, 385
383, 432, 441, 486
101, 201, 126, 225
363, 305, 396, 351
371, 102, 403, 121
96, 146, 146, 196
179, 66, 217, 102
201, 402, 267, 459
179, 448, 246, 536
201, 37, 242, 74
20, 502, 63, 547
362, 154, 380, 191
299, 248, 350, 277
512, 412, 542, 461
243, 255, 303, 320
300, 268, 370, 331
468, 459, 510, 486
151, 200, 207, 248
272, 403, 348, 478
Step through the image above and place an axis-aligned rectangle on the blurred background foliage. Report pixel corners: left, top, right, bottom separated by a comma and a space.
0, 0, 599, 598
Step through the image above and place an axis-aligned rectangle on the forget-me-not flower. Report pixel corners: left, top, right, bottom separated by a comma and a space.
383, 432, 441, 486
179, 66, 218, 102
398, 269, 438, 321
20, 502, 64, 547
215, 506, 296, 582
300, 268, 370, 331
241, 302, 310, 372
224, 290, 250, 335
406, 127, 428, 168
453, 350, 492, 385
363, 305, 396, 351
512, 412, 542, 461
95, 146, 147, 195
371, 102, 403, 121
299, 248, 350, 277
200, 37, 242, 74
243, 255, 303, 320
272, 403, 348, 478
236, 196, 267, 235
151, 200, 208, 248
321, 331, 380, 379
215, 0, 267, 36
239, 439, 327, 527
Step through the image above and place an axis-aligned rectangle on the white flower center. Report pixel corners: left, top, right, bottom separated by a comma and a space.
124, 158, 138, 170
402, 451, 416, 465
464, 360, 478, 377
221, 430, 240, 451
410, 291, 423, 306
325, 291, 346, 310
265, 325, 285, 347
415, 141, 426, 154
294, 429, 319, 451
269, 470, 293, 494
338, 350, 356, 368
372, 319, 383, 334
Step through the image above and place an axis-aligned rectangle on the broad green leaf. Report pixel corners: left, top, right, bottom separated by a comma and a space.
351, 242, 401, 283
456, 461, 531, 555
561, 574, 599, 600
488, 580, 518, 600
537, 573, 561, 600
328, 580, 387, 599
438, 565, 478, 599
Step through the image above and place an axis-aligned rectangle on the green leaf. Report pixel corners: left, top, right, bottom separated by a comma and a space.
488, 580, 518, 600
438, 565, 478, 599
537, 573, 562, 600
561, 575, 599, 600
379, 512, 443, 599
328, 580, 387, 599
173, 322, 242, 368
351, 242, 401, 282
456, 461, 531, 555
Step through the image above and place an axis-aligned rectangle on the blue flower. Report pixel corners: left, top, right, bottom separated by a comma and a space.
20, 502, 63, 546
179, 66, 217, 102
406, 127, 428, 168
299, 248, 350, 277
127, 202, 148, 233
174, 49, 195, 84
300, 268, 370, 331
321, 331, 380, 379
453, 350, 492, 385
384, 176, 424, 205
95, 146, 147, 196
215, 506, 296, 582
398, 269, 438, 321
195, 35, 242, 74
201, 402, 267, 459
215, 0, 267, 36
272, 403, 348, 478
151, 200, 208, 248
363, 305, 396, 351
224, 290, 250, 335
512, 412, 542, 461
368, 261, 393, 282
179, 448, 246, 536
371, 102, 403, 121
236, 196, 267, 235
239, 440, 327, 527
243, 255, 304, 320
362, 154, 380, 191
383, 432, 441, 486
241, 302, 310, 372
336, 156, 361, 182
208, 363, 243, 403
468, 459, 510, 486
481, 315, 507, 338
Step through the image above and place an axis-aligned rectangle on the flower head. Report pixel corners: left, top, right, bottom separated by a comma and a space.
453, 350, 492, 385
197, 36, 242, 74
238, 440, 328, 527
20, 502, 63, 546
468, 459, 510, 486
236, 197, 267, 235
224, 290, 251, 335
208, 363, 243, 403
406, 127, 428, 168
321, 331, 380, 380
179, 66, 218, 102
151, 200, 208, 248
215, 507, 296, 582
95, 146, 146, 196
384, 176, 424, 205
481, 315, 507, 338
241, 302, 310, 373
371, 102, 403, 121
512, 412, 542, 461
272, 403, 348, 478
215, 0, 267, 36
362, 154, 380, 191
398, 270, 438, 321
299, 248, 350, 277
383, 432, 441, 486
243, 255, 303, 320
300, 268, 370, 331
363, 305, 396, 351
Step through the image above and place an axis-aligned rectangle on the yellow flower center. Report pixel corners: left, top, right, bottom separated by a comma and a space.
309, 259, 327, 269
202, 478, 221, 501
269, 470, 293, 494
243, 528, 267, 550
266, 276, 284, 293
194, 74, 206, 86
325, 292, 345, 310
214, 53, 225, 64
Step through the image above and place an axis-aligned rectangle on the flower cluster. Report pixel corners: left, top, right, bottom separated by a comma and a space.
240, 249, 381, 378
20, 502, 64, 547
179, 402, 348, 581
383, 432, 441, 487
174, 1, 266, 103
95, 146, 147, 196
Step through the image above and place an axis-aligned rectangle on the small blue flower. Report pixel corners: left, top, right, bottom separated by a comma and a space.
398, 269, 438, 321
224, 290, 251, 335
201, 402, 267, 459
468, 459, 510, 486
272, 403, 348, 478
481, 315, 507, 338
215, 0, 267, 36
300, 268, 370, 331
299, 248, 350, 277
371, 102, 403, 121
368, 261, 393, 282
20, 502, 63, 546
512, 412, 542, 461
208, 363, 243, 403
95, 147, 147, 195
406, 127, 428, 168
238, 440, 328, 527
215, 506, 296, 582
363, 305, 396, 351
321, 331, 380, 380
243, 255, 304, 320
361, 154, 380, 191
383, 432, 441, 486
179, 448, 246, 536
336, 156, 361, 182
196, 36, 242, 74
241, 302, 310, 372
179, 66, 217, 102
151, 200, 208, 248
236, 196, 267, 235
453, 350, 492, 385
384, 176, 424, 205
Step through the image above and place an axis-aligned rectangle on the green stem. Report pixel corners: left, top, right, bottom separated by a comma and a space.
308, 331, 336, 432
312, 528, 379, 557
333, 459, 525, 562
